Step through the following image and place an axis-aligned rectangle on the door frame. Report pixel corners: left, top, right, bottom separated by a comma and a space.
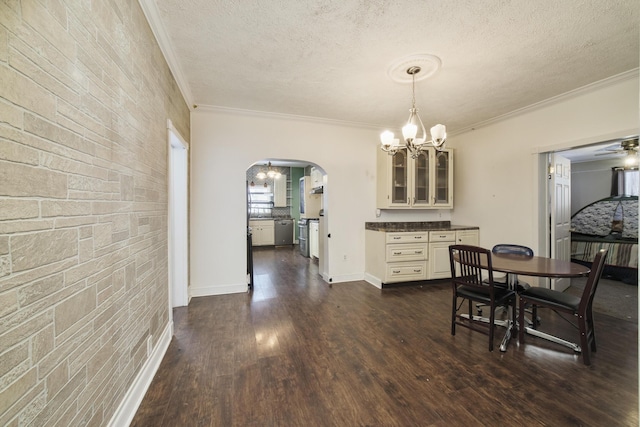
534, 128, 637, 287
167, 119, 190, 313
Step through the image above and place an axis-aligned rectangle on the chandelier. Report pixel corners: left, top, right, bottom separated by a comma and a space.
256, 162, 281, 180
380, 65, 446, 158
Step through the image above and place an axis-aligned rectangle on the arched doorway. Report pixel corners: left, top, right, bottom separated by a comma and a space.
246, 159, 329, 289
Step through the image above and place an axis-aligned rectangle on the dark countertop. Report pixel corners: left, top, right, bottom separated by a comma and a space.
365, 221, 479, 232
249, 217, 293, 221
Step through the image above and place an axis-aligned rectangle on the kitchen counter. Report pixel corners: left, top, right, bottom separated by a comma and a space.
365, 221, 478, 232
249, 217, 292, 221
364, 221, 480, 288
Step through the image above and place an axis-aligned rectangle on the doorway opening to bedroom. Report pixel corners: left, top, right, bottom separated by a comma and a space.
540, 135, 639, 293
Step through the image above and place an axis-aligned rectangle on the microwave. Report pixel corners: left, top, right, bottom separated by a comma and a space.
299, 176, 321, 218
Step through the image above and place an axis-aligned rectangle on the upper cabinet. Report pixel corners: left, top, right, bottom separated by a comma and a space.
273, 174, 287, 207
310, 167, 323, 189
376, 147, 453, 209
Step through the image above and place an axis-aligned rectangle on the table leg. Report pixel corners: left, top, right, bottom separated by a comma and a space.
459, 310, 513, 352
499, 320, 514, 352
459, 313, 509, 327
524, 327, 582, 352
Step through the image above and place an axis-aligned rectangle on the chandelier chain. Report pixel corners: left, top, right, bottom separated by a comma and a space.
411, 72, 416, 109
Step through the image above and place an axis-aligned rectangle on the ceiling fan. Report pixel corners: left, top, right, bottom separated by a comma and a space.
595, 137, 639, 156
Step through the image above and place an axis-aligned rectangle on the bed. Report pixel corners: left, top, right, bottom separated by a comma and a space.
571, 196, 638, 284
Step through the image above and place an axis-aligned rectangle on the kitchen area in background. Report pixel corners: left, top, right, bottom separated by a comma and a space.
246, 161, 324, 273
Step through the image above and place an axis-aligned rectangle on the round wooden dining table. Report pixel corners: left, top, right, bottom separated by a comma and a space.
455, 252, 591, 351
489, 253, 591, 278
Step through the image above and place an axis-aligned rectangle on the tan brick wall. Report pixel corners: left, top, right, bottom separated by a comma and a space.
0, 1, 190, 425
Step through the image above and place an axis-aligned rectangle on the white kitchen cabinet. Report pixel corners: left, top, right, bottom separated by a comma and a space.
273, 175, 287, 207
309, 220, 319, 259
455, 229, 479, 245
376, 147, 453, 209
428, 231, 456, 279
310, 167, 323, 189
365, 225, 479, 286
249, 220, 274, 246
365, 230, 428, 287
429, 229, 480, 279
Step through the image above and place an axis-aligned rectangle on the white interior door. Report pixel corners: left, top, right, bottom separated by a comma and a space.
550, 153, 571, 291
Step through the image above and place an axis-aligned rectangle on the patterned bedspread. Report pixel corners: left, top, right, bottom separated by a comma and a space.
571, 196, 638, 270
571, 235, 638, 269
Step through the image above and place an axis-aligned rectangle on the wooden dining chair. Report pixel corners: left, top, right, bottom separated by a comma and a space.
517, 249, 608, 365
478, 244, 535, 315
449, 244, 517, 351
489, 244, 534, 289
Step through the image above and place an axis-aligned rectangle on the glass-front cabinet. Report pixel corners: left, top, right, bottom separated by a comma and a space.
433, 150, 451, 206
391, 150, 408, 204
377, 147, 453, 209
413, 150, 430, 206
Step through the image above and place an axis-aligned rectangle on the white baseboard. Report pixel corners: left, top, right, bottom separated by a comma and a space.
364, 273, 382, 289
108, 321, 173, 427
325, 272, 365, 284
190, 282, 247, 297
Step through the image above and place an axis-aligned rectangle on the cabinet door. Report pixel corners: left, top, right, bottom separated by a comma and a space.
249, 221, 260, 246
412, 151, 430, 206
262, 222, 275, 245
273, 175, 287, 207
309, 222, 319, 258
249, 220, 274, 246
456, 230, 479, 245
429, 242, 453, 279
377, 147, 453, 209
432, 149, 453, 208
390, 149, 409, 206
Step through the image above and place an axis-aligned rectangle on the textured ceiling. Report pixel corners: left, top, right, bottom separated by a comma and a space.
144, 0, 639, 134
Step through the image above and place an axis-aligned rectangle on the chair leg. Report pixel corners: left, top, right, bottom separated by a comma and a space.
578, 314, 591, 366
451, 293, 457, 336
587, 308, 597, 352
511, 296, 517, 334
488, 304, 495, 352
518, 297, 526, 344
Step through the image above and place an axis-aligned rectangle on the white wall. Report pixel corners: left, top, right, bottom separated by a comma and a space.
571, 158, 622, 215
450, 73, 638, 253
190, 72, 638, 297
190, 110, 447, 295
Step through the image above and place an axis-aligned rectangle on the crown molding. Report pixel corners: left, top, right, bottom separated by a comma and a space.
452, 68, 640, 136
138, 0, 194, 109
193, 104, 382, 130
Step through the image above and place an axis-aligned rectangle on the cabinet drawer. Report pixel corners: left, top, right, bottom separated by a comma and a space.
386, 232, 428, 244
386, 244, 427, 262
386, 262, 427, 282
429, 231, 455, 242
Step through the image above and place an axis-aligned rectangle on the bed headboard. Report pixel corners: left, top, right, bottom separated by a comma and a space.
571, 196, 638, 240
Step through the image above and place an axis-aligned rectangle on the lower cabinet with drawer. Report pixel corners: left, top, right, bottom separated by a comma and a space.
429, 229, 480, 279
365, 227, 479, 287
365, 230, 428, 288
429, 231, 457, 279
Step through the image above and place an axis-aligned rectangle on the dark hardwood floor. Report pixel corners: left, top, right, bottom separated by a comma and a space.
132, 246, 638, 426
